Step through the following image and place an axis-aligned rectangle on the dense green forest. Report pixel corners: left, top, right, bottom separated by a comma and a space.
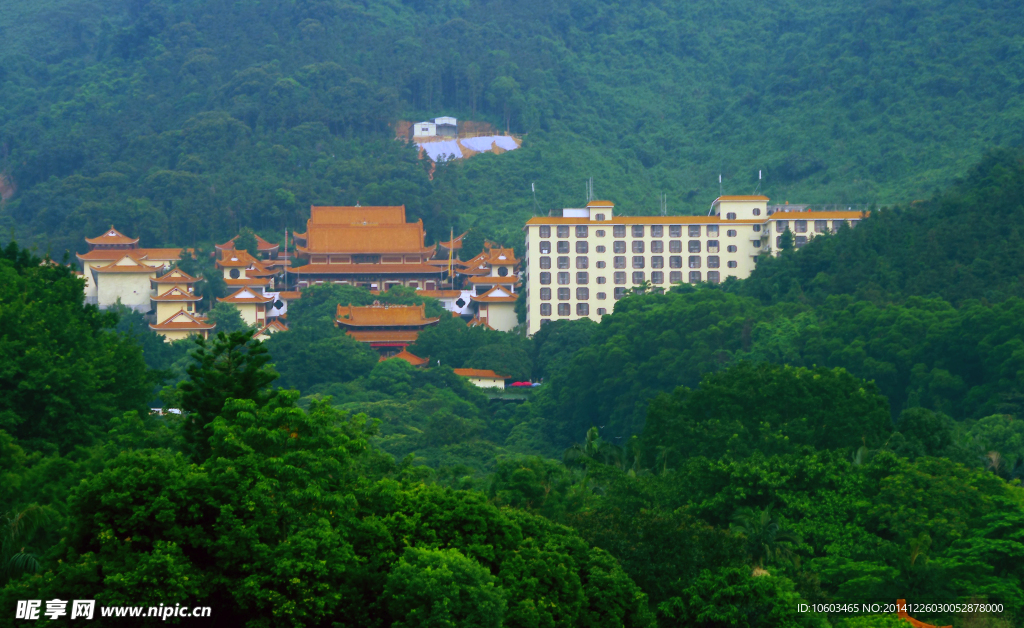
4, 151, 1024, 626
3, 0, 1024, 254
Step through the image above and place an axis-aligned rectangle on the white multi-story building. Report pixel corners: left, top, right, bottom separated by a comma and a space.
522, 197, 865, 335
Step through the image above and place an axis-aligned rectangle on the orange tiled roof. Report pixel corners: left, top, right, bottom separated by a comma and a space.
309, 205, 407, 225
151, 287, 201, 302
472, 286, 518, 303
217, 288, 275, 304
92, 253, 164, 274
484, 246, 519, 266
276, 290, 302, 300
417, 289, 464, 298
297, 224, 433, 255
150, 310, 215, 331
468, 276, 518, 285
85, 226, 139, 246
586, 200, 615, 207
714, 195, 770, 202
224, 277, 272, 288
385, 349, 430, 366
77, 248, 183, 262
153, 268, 201, 283
216, 233, 280, 252
335, 302, 440, 327
252, 320, 289, 338
768, 211, 869, 220
288, 263, 443, 275
216, 249, 267, 269
453, 368, 508, 379
439, 230, 468, 250
346, 330, 422, 343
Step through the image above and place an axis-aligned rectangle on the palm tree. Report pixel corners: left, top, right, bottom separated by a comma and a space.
1, 505, 49, 584
730, 504, 802, 568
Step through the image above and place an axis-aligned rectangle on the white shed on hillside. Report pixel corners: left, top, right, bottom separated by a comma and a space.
413, 121, 437, 137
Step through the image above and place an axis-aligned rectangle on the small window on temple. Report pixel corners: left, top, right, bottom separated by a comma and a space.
726, 212, 737, 220
753, 208, 761, 216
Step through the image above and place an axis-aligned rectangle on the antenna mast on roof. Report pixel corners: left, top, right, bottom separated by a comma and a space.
753, 169, 762, 195
719, 173, 723, 198
532, 182, 538, 215
660, 193, 667, 216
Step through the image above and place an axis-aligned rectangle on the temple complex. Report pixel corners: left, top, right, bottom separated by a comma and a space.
217, 288, 276, 327
77, 227, 183, 309
289, 206, 444, 290
335, 302, 440, 355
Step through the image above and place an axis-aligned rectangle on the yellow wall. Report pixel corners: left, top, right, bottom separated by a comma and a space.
482, 302, 518, 332
96, 273, 155, 309
467, 376, 505, 389
229, 302, 263, 326
154, 300, 195, 322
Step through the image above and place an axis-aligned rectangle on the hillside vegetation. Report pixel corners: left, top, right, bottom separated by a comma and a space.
3, 0, 1024, 254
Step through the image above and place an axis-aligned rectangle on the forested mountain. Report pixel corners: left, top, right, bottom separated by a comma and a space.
3, 0, 1024, 254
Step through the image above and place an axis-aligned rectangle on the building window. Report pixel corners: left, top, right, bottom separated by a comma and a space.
540, 241, 551, 254
776, 236, 783, 248
688, 240, 701, 253
576, 287, 589, 300
753, 225, 761, 232
815, 220, 827, 233
644, 224, 660, 237
577, 302, 590, 315
669, 256, 682, 268
597, 292, 607, 301
540, 303, 551, 315
707, 256, 720, 268
558, 303, 570, 316
614, 256, 626, 269
651, 271, 664, 284
670, 225, 682, 237
776, 220, 788, 232
596, 230, 606, 237
689, 225, 701, 237
540, 287, 551, 300
576, 241, 589, 253
688, 255, 701, 268
498, 266, 510, 276
540, 272, 551, 285
707, 225, 719, 236
689, 271, 701, 283
727, 245, 737, 253
728, 261, 738, 268
557, 241, 570, 254
614, 241, 626, 253
795, 236, 807, 248
613, 225, 626, 237
230, 269, 241, 279
670, 271, 682, 283
614, 287, 626, 300
558, 272, 570, 285
558, 256, 570, 269
708, 271, 721, 284
597, 276, 607, 284
752, 240, 761, 248
576, 256, 589, 269
539, 226, 551, 238
651, 256, 664, 268
596, 261, 606, 269
632, 241, 645, 253
706, 240, 719, 253
651, 240, 664, 253
597, 308, 607, 315
726, 212, 737, 220
632, 271, 645, 284
632, 256, 645, 269
557, 225, 570, 238
753, 208, 761, 216
727, 230, 737, 237
595, 214, 605, 221
541, 318, 551, 326
596, 245, 606, 253
614, 272, 626, 284
632, 225, 644, 237
669, 240, 682, 253
576, 225, 589, 238
795, 220, 807, 233
577, 272, 589, 284
558, 287, 570, 300
540, 256, 551, 269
